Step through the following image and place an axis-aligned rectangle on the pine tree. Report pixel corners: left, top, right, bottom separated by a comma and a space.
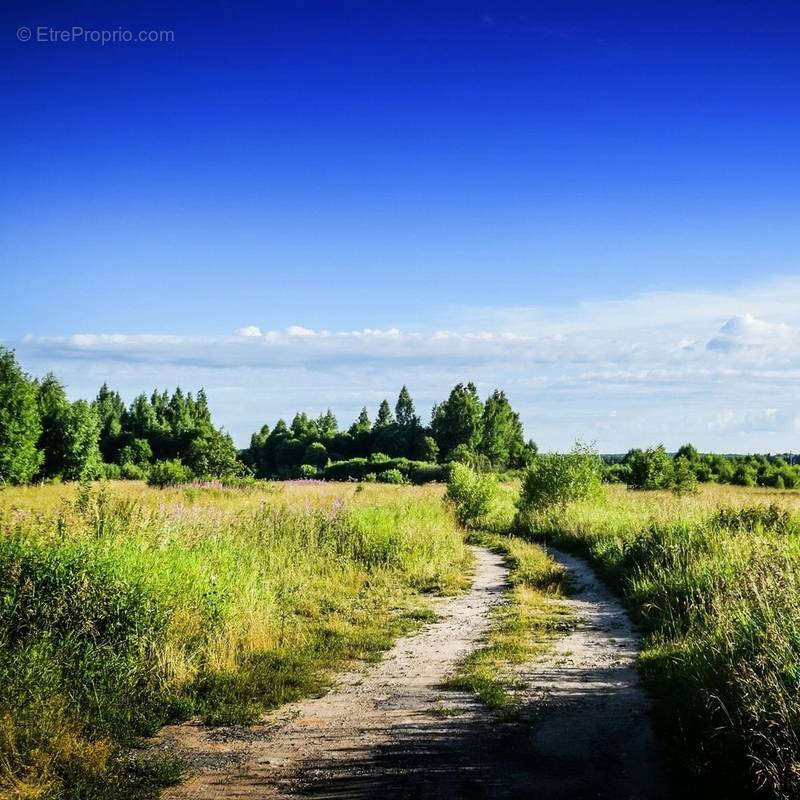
395, 386, 417, 427
375, 399, 394, 428
349, 407, 371, 435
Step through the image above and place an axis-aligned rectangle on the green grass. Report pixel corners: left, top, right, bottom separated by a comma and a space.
0, 481, 470, 799
444, 530, 572, 717
518, 483, 800, 799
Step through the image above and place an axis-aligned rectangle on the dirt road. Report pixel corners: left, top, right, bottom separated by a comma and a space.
158, 545, 670, 799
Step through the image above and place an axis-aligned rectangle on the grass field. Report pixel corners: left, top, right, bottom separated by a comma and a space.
0, 481, 470, 799
520, 483, 800, 798
6, 477, 800, 799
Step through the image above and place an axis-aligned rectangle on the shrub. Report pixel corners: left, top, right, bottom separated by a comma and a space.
518, 443, 603, 514
445, 463, 498, 527
147, 459, 193, 488
377, 468, 406, 485
101, 462, 122, 480
406, 462, 447, 484
298, 464, 319, 478
303, 442, 328, 469
625, 446, 673, 490
120, 461, 148, 481
321, 458, 444, 484
671, 456, 698, 496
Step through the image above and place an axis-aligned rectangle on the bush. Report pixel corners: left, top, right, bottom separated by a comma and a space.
405, 462, 447, 484
147, 459, 193, 488
101, 462, 122, 480
518, 443, 603, 514
625, 446, 673, 490
298, 464, 319, 478
445, 463, 498, 527
377, 468, 406, 485
671, 456, 698, 496
303, 442, 328, 469
321, 458, 444, 484
120, 461, 148, 481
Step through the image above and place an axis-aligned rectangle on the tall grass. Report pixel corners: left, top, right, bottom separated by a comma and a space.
520, 483, 800, 798
0, 481, 469, 799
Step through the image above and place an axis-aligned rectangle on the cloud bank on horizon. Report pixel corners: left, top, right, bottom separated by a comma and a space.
7, 276, 800, 454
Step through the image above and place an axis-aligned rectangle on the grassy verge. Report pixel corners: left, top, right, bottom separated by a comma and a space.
444, 530, 572, 716
0, 481, 470, 799
518, 483, 800, 798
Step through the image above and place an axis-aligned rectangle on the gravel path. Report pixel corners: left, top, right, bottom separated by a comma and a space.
157, 545, 671, 799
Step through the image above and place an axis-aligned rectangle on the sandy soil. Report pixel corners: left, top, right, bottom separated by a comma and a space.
156, 545, 671, 799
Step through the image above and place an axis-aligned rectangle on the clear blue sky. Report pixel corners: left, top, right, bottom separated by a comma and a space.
2, 1, 800, 451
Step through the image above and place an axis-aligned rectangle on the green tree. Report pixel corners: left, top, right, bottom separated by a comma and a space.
431, 382, 483, 461
36, 374, 71, 478
316, 409, 338, 438
395, 386, 417, 427
93, 383, 126, 463
119, 438, 153, 467
186, 429, 240, 478
675, 443, 700, 462
0, 348, 42, 484
478, 389, 528, 468
291, 412, 319, 441
418, 435, 439, 463
374, 399, 394, 428
60, 400, 103, 481
349, 407, 371, 435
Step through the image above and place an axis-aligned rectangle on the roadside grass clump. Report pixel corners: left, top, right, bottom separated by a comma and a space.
444, 530, 571, 716
518, 482, 800, 798
0, 481, 469, 798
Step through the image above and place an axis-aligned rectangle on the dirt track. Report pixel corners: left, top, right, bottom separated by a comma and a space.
157, 545, 671, 799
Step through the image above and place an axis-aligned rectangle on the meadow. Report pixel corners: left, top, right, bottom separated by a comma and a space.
5, 473, 800, 800
519, 483, 800, 798
0, 481, 470, 799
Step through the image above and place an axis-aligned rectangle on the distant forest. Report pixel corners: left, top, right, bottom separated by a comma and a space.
0, 347, 534, 485
1, 346, 799, 489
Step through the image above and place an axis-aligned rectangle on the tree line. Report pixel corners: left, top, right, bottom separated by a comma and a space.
240, 382, 537, 479
605, 444, 800, 491
0, 348, 239, 485
0, 348, 535, 485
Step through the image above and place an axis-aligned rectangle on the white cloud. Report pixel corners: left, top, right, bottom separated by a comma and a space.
285, 325, 316, 338
707, 313, 797, 352
236, 325, 262, 337
12, 275, 800, 453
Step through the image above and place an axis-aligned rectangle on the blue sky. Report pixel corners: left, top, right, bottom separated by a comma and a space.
2, 2, 800, 451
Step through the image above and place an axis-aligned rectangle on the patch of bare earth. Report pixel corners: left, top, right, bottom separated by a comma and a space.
155, 545, 671, 799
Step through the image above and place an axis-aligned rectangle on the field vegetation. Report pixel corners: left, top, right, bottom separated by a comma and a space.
0, 481, 469, 799
518, 478, 800, 798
